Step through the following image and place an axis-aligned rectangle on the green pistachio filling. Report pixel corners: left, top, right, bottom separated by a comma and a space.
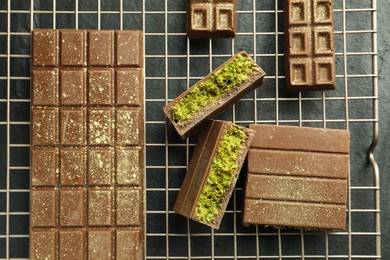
195, 126, 246, 224
170, 55, 257, 124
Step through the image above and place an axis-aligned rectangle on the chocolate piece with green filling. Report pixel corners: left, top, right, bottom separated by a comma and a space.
174, 120, 255, 229
163, 51, 266, 139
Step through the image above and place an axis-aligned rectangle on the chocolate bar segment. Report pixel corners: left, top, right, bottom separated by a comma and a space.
284, 0, 335, 91
187, 0, 237, 38
163, 51, 266, 139
31, 29, 144, 259
243, 124, 350, 230
174, 120, 255, 229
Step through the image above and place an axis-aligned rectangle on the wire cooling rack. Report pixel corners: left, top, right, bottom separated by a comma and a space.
0, 0, 380, 259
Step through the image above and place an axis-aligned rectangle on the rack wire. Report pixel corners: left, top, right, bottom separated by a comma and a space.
0, 0, 380, 259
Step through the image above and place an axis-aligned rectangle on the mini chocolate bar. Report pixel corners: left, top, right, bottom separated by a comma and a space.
187, 0, 237, 38
31, 29, 144, 259
243, 124, 350, 230
163, 51, 266, 139
174, 120, 255, 229
284, 0, 336, 91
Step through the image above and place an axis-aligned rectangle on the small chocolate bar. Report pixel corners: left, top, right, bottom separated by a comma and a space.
31, 29, 144, 260
187, 0, 237, 38
243, 124, 350, 230
163, 51, 266, 139
284, 0, 336, 91
174, 120, 255, 229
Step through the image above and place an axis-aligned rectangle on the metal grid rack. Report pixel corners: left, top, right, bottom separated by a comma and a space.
0, 0, 380, 259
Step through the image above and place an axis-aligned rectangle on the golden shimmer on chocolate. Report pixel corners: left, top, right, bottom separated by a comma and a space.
243, 124, 350, 230
284, 0, 336, 91
31, 29, 144, 259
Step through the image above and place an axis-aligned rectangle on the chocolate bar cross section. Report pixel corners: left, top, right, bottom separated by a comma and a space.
284, 0, 336, 91
31, 29, 144, 260
187, 0, 237, 38
243, 124, 350, 230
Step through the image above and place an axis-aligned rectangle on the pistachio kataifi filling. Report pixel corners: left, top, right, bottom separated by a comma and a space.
195, 125, 246, 224
170, 54, 257, 124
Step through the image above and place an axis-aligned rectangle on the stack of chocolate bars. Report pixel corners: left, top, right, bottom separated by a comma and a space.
29, 0, 350, 258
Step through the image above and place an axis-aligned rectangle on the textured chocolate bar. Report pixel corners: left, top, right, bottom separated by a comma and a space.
284, 0, 336, 91
31, 29, 144, 259
174, 120, 255, 229
243, 124, 350, 230
187, 0, 237, 38
163, 51, 266, 139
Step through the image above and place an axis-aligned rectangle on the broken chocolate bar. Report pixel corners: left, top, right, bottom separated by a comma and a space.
284, 0, 336, 91
163, 51, 266, 139
174, 120, 255, 229
187, 0, 237, 38
31, 29, 144, 260
242, 124, 350, 230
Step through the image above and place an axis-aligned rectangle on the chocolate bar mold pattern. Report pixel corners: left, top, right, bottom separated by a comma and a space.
31, 29, 144, 259
188, 0, 236, 38
286, 0, 335, 91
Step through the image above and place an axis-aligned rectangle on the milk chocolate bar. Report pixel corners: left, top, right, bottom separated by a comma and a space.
284, 0, 336, 91
187, 0, 237, 38
31, 29, 144, 259
163, 51, 266, 139
174, 120, 255, 229
242, 124, 350, 230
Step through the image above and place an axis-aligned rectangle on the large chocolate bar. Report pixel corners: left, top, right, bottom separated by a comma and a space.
174, 120, 255, 229
243, 124, 349, 230
187, 0, 237, 38
163, 51, 266, 139
31, 29, 144, 259
284, 0, 336, 91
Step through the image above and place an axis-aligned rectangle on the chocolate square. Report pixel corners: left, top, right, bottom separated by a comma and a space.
32, 30, 59, 66
88, 148, 114, 186
88, 31, 114, 66
116, 109, 140, 145
32, 108, 58, 146
88, 108, 113, 145
31, 148, 58, 186
88, 189, 113, 226
116, 31, 143, 67
60, 108, 86, 145
288, 0, 308, 25
289, 29, 309, 56
314, 58, 335, 85
290, 59, 310, 85
115, 69, 142, 106
314, 0, 333, 24
32, 69, 59, 106
60, 188, 86, 227
60, 30, 87, 66
116, 148, 142, 186
59, 230, 85, 259
60, 148, 86, 186
60, 69, 86, 105
88, 229, 113, 259
116, 189, 141, 226
314, 27, 334, 55
88, 68, 114, 106
31, 189, 57, 227
30, 230, 58, 260
116, 229, 142, 260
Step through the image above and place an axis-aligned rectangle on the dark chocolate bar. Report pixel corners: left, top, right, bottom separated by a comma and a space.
284, 0, 336, 91
31, 29, 144, 260
174, 120, 255, 229
243, 124, 350, 230
163, 51, 266, 139
187, 0, 237, 38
